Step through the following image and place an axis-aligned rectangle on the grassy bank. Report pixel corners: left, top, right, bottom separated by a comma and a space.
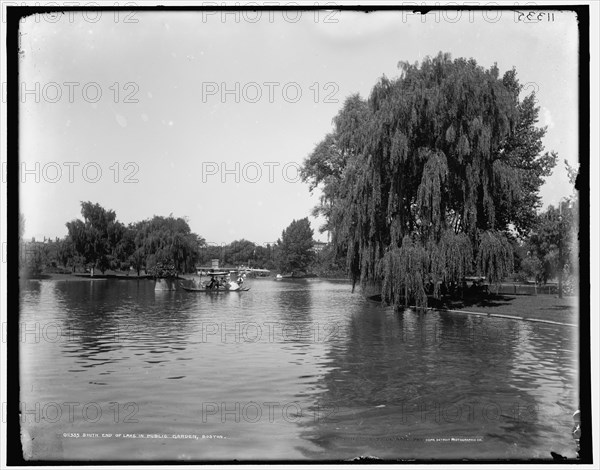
437, 294, 578, 325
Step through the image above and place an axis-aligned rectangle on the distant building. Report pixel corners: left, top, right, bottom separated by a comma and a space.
313, 241, 328, 253
20, 239, 47, 264
196, 259, 221, 275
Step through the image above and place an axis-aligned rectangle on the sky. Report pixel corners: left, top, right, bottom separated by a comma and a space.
17, 7, 580, 245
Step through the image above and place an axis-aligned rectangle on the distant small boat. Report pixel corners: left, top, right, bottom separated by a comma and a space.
275, 273, 295, 280
237, 267, 271, 277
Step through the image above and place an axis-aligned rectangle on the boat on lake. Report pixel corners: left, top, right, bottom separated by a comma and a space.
274, 272, 315, 280
181, 271, 250, 292
237, 266, 271, 277
181, 285, 250, 292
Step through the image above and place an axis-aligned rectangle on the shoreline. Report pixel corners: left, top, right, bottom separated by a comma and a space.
402, 294, 578, 326
22, 272, 155, 282
22, 273, 578, 325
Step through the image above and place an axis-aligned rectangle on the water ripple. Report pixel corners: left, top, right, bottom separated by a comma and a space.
19, 279, 578, 461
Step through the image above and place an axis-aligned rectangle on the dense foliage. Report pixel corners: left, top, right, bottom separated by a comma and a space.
519, 161, 579, 296
21, 204, 285, 277
276, 218, 315, 274
61, 202, 205, 276
200, 241, 277, 269
65, 202, 125, 273
302, 53, 557, 307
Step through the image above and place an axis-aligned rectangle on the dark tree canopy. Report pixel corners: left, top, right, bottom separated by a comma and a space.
65, 203, 205, 275
200, 242, 276, 270
66, 201, 124, 273
223, 239, 258, 266
526, 204, 571, 283
276, 218, 315, 274
523, 161, 578, 295
134, 215, 205, 274
302, 53, 557, 307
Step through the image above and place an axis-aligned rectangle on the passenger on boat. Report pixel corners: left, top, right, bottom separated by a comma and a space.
207, 276, 218, 289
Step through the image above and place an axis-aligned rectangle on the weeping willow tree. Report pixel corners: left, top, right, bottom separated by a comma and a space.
302, 52, 556, 308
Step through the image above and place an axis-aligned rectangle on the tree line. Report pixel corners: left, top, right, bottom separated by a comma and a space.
19, 203, 329, 278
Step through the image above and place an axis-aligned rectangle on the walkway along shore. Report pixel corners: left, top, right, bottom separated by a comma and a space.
404, 294, 578, 328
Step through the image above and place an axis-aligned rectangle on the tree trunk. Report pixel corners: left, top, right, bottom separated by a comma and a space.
558, 274, 563, 299
558, 244, 563, 299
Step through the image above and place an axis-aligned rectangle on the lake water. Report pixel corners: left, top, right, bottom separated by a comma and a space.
19, 278, 578, 461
